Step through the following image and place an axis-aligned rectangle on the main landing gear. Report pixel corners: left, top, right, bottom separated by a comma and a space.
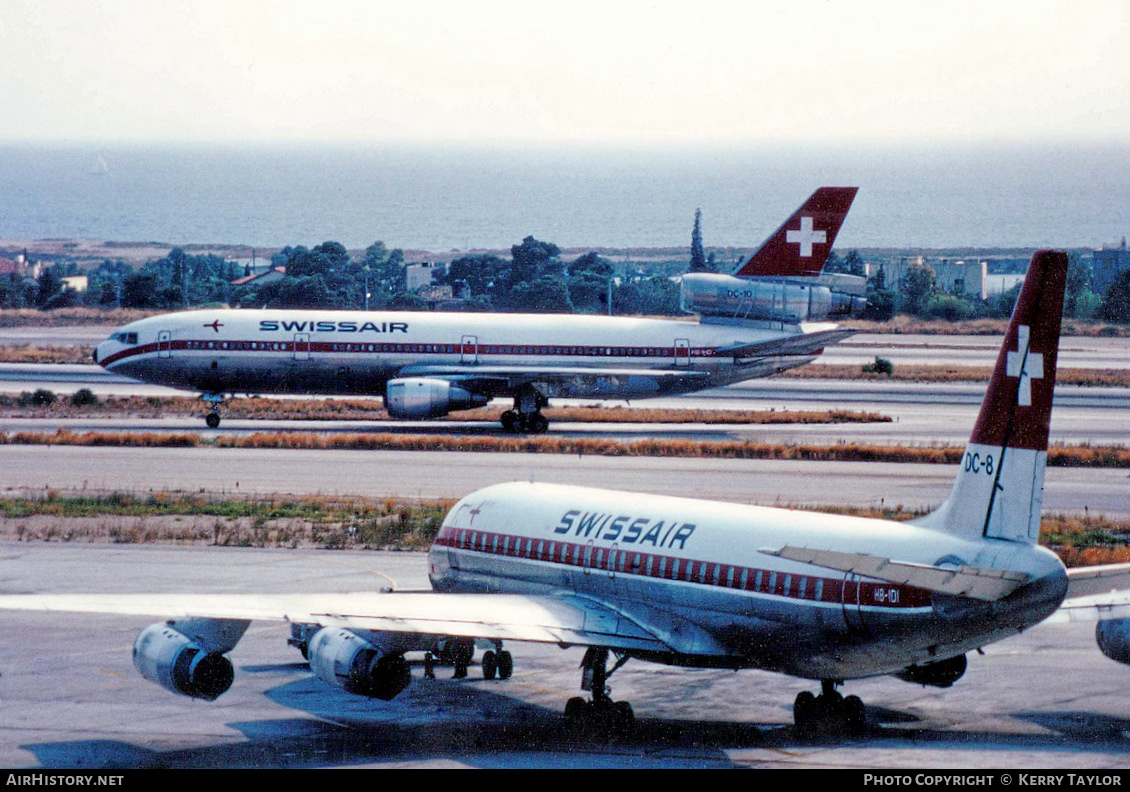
439, 638, 513, 681
481, 642, 514, 681
793, 680, 866, 736
564, 647, 634, 736
500, 385, 549, 434
201, 392, 225, 429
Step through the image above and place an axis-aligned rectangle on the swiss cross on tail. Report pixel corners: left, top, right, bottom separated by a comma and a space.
786, 217, 826, 258
1006, 325, 1043, 407
967, 250, 1066, 452
733, 187, 858, 278
917, 250, 1067, 544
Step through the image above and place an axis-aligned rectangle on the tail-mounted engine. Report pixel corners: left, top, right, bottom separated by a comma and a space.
1096, 619, 1130, 665
306, 627, 412, 700
681, 272, 867, 324
894, 654, 968, 688
133, 620, 248, 700
385, 377, 489, 419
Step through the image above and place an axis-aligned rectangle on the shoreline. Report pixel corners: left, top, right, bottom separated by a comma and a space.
0, 237, 1053, 268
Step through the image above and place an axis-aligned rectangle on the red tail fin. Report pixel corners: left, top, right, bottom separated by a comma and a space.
916, 250, 1068, 543
969, 249, 1067, 453
733, 187, 858, 278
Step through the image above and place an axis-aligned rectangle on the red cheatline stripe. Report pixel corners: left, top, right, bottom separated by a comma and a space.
432, 528, 931, 610
100, 338, 729, 368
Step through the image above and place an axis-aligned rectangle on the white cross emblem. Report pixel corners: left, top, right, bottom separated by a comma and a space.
1006, 324, 1043, 407
786, 216, 826, 257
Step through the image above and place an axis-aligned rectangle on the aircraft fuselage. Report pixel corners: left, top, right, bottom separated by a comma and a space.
96, 308, 829, 400
429, 482, 1068, 680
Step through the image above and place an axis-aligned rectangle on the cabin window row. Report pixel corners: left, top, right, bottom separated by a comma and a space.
446, 529, 827, 602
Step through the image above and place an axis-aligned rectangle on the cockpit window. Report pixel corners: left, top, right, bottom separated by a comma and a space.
113, 332, 139, 345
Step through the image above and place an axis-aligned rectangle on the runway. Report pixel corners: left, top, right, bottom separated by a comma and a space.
2, 362, 1130, 447
1, 542, 1128, 769
0, 444, 1125, 517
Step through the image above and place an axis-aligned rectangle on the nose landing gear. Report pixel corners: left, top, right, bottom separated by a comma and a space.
201, 392, 225, 429
564, 647, 634, 736
500, 385, 549, 434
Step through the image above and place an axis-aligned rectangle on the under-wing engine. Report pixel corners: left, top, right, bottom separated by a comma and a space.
133, 620, 247, 700
385, 377, 490, 419
893, 654, 968, 688
681, 272, 867, 324
1096, 619, 1130, 665
306, 627, 412, 700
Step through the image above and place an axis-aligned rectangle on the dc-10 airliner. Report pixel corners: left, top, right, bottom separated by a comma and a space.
8, 249, 1130, 735
93, 187, 865, 432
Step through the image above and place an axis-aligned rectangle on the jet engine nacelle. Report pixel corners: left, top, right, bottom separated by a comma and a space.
893, 654, 968, 688
132, 622, 235, 700
306, 627, 411, 700
1096, 619, 1130, 665
385, 377, 489, 419
680, 272, 867, 323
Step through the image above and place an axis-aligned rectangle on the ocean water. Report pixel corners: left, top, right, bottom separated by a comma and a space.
0, 141, 1128, 252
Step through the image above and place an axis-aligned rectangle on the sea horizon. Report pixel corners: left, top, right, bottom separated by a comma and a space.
1, 140, 1128, 252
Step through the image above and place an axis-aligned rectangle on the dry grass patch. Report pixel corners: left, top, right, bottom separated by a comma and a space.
845, 317, 1130, 337
0, 491, 453, 550
0, 394, 890, 425
2, 428, 1125, 468
782, 364, 1130, 387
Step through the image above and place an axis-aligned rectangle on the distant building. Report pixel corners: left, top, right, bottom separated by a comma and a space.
982, 272, 1025, 298
1093, 238, 1130, 297
60, 275, 89, 293
405, 262, 442, 292
231, 266, 286, 287
867, 257, 996, 299
0, 253, 43, 280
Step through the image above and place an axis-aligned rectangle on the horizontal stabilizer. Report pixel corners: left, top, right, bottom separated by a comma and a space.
1064, 563, 1130, 600
761, 545, 1030, 602
1046, 591, 1130, 624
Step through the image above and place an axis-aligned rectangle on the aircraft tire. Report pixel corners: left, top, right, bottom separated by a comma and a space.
497, 650, 513, 680
205, 412, 221, 429
528, 413, 549, 434
793, 691, 817, 734
843, 694, 866, 734
482, 650, 497, 680
501, 410, 519, 432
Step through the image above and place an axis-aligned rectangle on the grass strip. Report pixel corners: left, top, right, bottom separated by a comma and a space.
0, 490, 1125, 564
0, 393, 890, 425
0, 428, 1126, 467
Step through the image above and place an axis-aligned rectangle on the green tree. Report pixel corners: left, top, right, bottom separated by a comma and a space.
690, 208, 707, 272
36, 267, 63, 308
899, 262, 936, 316
509, 236, 561, 287
441, 254, 507, 299
1100, 270, 1130, 323
1065, 252, 1092, 317
567, 252, 613, 313
508, 276, 574, 313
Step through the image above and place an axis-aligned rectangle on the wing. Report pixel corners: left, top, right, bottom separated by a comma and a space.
714, 327, 856, 360
0, 591, 673, 653
761, 545, 1030, 602
397, 363, 712, 399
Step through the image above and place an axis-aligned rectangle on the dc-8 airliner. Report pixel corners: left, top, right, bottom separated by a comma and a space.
8, 248, 1130, 735
94, 188, 864, 432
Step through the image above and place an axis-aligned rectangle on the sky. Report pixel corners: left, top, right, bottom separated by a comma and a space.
1, 0, 1129, 147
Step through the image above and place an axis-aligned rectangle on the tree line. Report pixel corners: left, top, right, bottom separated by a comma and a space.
4, 238, 1130, 324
